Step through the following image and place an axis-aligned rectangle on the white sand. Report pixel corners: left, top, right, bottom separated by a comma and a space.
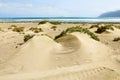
0, 22, 120, 80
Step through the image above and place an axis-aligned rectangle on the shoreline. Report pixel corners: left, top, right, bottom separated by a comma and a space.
0, 21, 120, 24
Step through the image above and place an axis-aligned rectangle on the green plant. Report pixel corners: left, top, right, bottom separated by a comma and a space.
90, 24, 99, 29
114, 25, 120, 29
29, 27, 43, 33
8, 25, 24, 32
55, 26, 100, 41
50, 21, 61, 25
95, 25, 114, 34
113, 37, 120, 42
38, 20, 61, 25
12, 27, 24, 32
24, 34, 35, 42
38, 20, 49, 25
51, 26, 57, 30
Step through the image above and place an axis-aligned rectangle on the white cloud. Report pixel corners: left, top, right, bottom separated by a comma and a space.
0, 2, 70, 17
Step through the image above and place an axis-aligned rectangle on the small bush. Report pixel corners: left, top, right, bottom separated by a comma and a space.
8, 25, 17, 30
113, 37, 120, 42
38, 20, 48, 25
12, 27, 24, 32
55, 31, 66, 40
95, 25, 114, 34
29, 27, 43, 33
90, 24, 99, 29
115, 26, 120, 29
38, 20, 61, 25
55, 26, 100, 41
24, 34, 35, 42
8, 25, 24, 33
51, 26, 57, 31
50, 21, 61, 25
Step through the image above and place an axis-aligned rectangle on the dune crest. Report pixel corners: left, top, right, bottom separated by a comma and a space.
0, 32, 117, 75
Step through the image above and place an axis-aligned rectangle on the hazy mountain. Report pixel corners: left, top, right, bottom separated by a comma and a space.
99, 10, 120, 17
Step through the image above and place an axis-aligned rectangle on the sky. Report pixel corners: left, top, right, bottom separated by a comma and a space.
0, 0, 120, 17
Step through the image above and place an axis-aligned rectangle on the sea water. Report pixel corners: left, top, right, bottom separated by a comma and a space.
0, 17, 120, 22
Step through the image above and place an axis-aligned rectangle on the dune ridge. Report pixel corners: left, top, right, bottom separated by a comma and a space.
0, 32, 119, 80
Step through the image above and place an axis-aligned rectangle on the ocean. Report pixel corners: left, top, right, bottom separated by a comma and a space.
0, 17, 120, 23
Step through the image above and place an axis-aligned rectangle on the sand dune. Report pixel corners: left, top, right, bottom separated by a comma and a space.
0, 32, 119, 80
0, 23, 120, 80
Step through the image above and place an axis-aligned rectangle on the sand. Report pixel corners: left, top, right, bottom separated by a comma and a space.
0, 22, 120, 80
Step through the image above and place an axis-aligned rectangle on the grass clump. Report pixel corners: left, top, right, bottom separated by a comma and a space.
95, 25, 114, 34
113, 37, 120, 42
24, 34, 35, 42
50, 21, 61, 25
90, 24, 99, 29
55, 26, 100, 41
114, 25, 120, 29
9, 25, 24, 33
51, 26, 57, 31
38, 20, 48, 25
29, 27, 43, 33
38, 20, 61, 25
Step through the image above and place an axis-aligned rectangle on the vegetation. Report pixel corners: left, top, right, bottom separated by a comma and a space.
8, 25, 24, 33
24, 34, 35, 42
95, 25, 114, 34
55, 26, 100, 41
29, 27, 43, 33
114, 25, 120, 29
51, 26, 57, 30
38, 20, 48, 25
113, 37, 120, 42
90, 24, 99, 29
50, 21, 61, 25
38, 20, 61, 25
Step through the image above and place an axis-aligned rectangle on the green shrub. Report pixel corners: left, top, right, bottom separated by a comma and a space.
38, 20, 61, 25
50, 21, 61, 25
51, 26, 57, 30
114, 26, 120, 29
38, 20, 49, 25
8, 25, 24, 32
24, 34, 35, 42
12, 27, 24, 32
90, 24, 99, 29
29, 27, 43, 33
55, 26, 100, 41
55, 31, 66, 40
95, 25, 114, 34
8, 25, 17, 30
113, 37, 120, 42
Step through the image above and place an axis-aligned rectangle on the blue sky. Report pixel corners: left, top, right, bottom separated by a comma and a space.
0, 0, 120, 17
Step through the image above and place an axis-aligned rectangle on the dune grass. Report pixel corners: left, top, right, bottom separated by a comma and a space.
51, 26, 57, 31
29, 27, 43, 33
113, 37, 120, 42
90, 24, 99, 29
38, 20, 61, 25
24, 34, 35, 42
95, 25, 114, 34
8, 25, 24, 33
55, 26, 100, 41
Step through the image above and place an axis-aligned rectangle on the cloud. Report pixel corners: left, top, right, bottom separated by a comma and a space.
0, 2, 70, 17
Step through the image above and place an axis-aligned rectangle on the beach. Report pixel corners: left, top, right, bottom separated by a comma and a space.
0, 21, 120, 80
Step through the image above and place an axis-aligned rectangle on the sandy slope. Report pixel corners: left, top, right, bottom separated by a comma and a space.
0, 22, 120, 80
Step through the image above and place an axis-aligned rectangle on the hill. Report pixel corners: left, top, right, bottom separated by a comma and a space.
99, 10, 120, 17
